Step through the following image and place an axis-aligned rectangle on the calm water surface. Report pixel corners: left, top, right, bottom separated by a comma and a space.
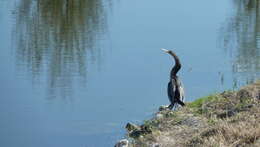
1, 0, 260, 146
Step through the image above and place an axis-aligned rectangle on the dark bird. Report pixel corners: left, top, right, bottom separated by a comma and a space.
161, 48, 185, 110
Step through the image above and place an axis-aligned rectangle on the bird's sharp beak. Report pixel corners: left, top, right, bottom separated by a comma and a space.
161, 48, 170, 53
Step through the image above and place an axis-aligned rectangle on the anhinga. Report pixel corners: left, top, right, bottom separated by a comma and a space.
161, 48, 185, 110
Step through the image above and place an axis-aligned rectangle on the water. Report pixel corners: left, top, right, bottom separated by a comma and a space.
1, 0, 260, 146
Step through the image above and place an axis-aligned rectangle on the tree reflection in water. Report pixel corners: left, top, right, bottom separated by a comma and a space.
220, 0, 260, 87
14, 0, 111, 99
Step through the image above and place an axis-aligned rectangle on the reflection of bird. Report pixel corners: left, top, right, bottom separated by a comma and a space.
161, 49, 185, 110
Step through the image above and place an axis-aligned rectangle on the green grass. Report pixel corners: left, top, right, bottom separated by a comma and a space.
143, 119, 160, 128
187, 95, 219, 108
186, 94, 224, 115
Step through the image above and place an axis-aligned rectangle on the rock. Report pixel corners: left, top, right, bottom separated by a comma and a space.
114, 139, 129, 147
140, 124, 152, 134
125, 122, 153, 138
152, 143, 160, 147
129, 130, 144, 138
125, 123, 140, 132
126, 123, 142, 138
217, 110, 236, 119
159, 105, 169, 111
155, 113, 164, 119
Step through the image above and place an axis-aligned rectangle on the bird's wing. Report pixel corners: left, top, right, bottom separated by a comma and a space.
171, 79, 177, 93
179, 85, 185, 102
167, 81, 176, 103
176, 78, 185, 102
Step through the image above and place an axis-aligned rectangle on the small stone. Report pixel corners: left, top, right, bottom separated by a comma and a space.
139, 135, 144, 139
165, 111, 175, 117
152, 143, 160, 147
159, 105, 169, 111
156, 113, 164, 119
217, 110, 236, 119
114, 139, 129, 147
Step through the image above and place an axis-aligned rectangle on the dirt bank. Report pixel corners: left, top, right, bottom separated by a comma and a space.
122, 81, 260, 147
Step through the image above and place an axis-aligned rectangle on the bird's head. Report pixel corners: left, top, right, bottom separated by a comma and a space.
161, 48, 173, 54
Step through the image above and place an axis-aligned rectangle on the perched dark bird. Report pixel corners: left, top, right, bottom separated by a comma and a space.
161, 48, 185, 110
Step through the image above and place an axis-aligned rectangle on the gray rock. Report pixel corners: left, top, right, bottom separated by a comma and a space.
125, 123, 140, 132
159, 105, 169, 111
217, 110, 236, 119
155, 113, 164, 119
114, 139, 129, 147
151, 143, 160, 147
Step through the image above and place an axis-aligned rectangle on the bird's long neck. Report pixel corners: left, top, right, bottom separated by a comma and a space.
169, 52, 181, 78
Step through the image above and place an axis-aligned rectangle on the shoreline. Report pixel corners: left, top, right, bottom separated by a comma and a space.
115, 81, 260, 147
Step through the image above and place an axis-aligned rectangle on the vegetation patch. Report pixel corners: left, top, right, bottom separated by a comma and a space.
122, 81, 260, 147
187, 95, 219, 108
